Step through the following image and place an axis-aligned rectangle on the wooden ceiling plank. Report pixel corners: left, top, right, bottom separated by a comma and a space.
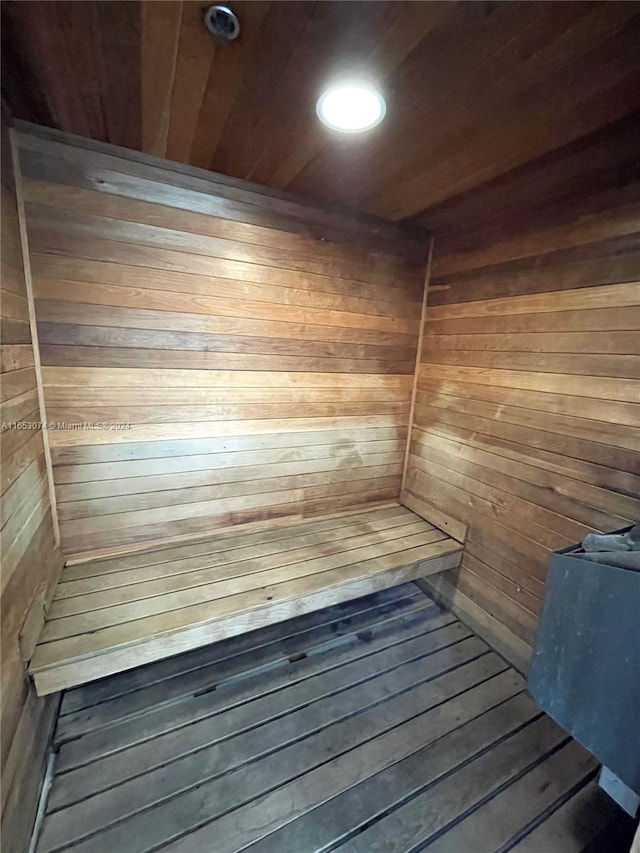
267, 2, 451, 192
55, 1, 108, 143
245, 1, 402, 190
2, 1, 92, 137
141, 0, 182, 158
410, 113, 640, 235
211, 1, 318, 180
165, 1, 217, 164
377, 4, 640, 219
0, 5, 53, 126
188, 1, 272, 170
356, 2, 601, 215
2, 1, 639, 222
288, 1, 552, 207
404, 64, 640, 226
95, 0, 142, 152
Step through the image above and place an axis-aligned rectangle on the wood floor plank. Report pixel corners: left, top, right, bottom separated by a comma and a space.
242, 692, 542, 853
50, 618, 470, 811
43, 642, 495, 845
337, 716, 568, 853
36, 655, 512, 852
54, 597, 449, 772
509, 779, 632, 853
36, 586, 618, 853
419, 740, 597, 853
136, 670, 521, 853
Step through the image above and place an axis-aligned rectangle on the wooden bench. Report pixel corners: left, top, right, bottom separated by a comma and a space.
29, 502, 464, 695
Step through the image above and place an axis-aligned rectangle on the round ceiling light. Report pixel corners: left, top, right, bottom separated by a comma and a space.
204, 6, 240, 42
316, 83, 386, 133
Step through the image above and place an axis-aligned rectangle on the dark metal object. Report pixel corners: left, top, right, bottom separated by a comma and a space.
204, 6, 240, 42
528, 530, 640, 795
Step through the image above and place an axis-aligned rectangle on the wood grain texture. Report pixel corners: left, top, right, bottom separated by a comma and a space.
1, 111, 63, 853
2, 2, 639, 221
32, 585, 633, 853
29, 504, 463, 695
16, 127, 426, 554
405, 154, 640, 660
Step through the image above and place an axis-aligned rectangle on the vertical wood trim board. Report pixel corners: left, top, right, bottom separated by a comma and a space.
400, 235, 434, 496
0, 109, 64, 853
403, 183, 640, 662
9, 128, 60, 546
15, 127, 428, 555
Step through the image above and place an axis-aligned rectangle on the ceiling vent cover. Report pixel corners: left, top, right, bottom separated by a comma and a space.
204, 6, 240, 42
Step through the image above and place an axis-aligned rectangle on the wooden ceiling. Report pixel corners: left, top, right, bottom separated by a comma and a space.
2, 1, 640, 225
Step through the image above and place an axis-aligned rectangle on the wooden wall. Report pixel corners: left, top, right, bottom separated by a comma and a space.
1, 114, 63, 851
15, 125, 427, 556
404, 169, 640, 671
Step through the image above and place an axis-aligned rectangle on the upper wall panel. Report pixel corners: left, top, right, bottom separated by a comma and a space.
2, 1, 639, 221
403, 153, 640, 667
15, 126, 427, 556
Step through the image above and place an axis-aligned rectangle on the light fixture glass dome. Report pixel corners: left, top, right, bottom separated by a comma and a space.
316, 83, 386, 133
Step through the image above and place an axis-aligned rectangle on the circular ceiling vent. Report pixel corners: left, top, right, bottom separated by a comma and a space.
204, 6, 240, 42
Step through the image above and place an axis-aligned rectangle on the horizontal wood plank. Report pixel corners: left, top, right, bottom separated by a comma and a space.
29, 504, 462, 694
405, 174, 640, 656
17, 127, 426, 553
33, 586, 628, 853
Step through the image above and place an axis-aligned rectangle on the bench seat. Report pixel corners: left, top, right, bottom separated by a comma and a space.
29, 502, 463, 695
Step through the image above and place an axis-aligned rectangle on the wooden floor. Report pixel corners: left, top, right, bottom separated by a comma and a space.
29, 503, 463, 695
34, 584, 635, 853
